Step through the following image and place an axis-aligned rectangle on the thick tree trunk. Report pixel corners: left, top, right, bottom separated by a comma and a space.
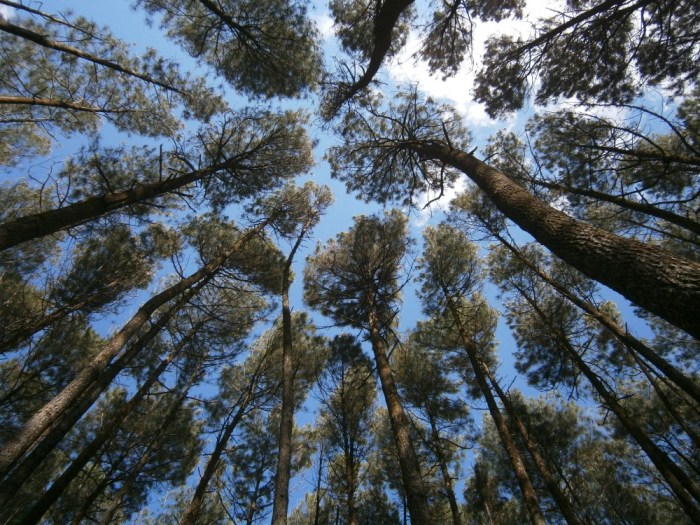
367, 305, 432, 524
443, 291, 546, 525
487, 375, 583, 525
0, 285, 201, 507
413, 142, 700, 339
427, 416, 463, 525
0, 224, 265, 479
513, 281, 700, 521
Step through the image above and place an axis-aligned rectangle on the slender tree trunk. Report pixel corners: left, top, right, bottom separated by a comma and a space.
0, 18, 183, 93
513, 281, 700, 521
527, 177, 700, 236
271, 225, 308, 525
312, 442, 324, 525
412, 142, 700, 339
427, 416, 463, 525
442, 290, 546, 525
0, 160, 236, 252
180, 394, 253, 525
484, 227, 700, 405
367, 304, 432, 524
0, 223, 266, 479
17, 330, 201, 525
486, 374, 584, 525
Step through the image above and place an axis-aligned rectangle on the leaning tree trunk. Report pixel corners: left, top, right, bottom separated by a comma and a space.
0, 159, 236, 252
366, 303, 433, 524
181, 387, 255, 525
412, 142, 700, 339
442, 291, 546, 525
483, 227, 700, 405
17, 328, 203, 525
0, 223, 267, 480
486, 374, 583, 525
512, 280, 700, 522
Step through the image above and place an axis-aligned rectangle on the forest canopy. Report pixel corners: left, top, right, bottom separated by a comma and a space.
0, 0, 698, 524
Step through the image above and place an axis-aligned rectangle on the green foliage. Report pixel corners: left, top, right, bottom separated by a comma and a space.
137, 0, 323, 98
0, 12, 220, 165
304, 210, 410, 331
474, 0, 700, 116
419, 0, 524, 79
327, 89, 469, 207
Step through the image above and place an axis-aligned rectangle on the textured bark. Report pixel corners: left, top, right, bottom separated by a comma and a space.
487, 375, 584, 525
0, 164, 221, 252
17, 329, 200, 525
0, 282, 204, 506
412, 142, 700, 339
0, 224, 265, 478
513, 281, 700, 521
442, 292, 546, 525
367, 305, 432, 524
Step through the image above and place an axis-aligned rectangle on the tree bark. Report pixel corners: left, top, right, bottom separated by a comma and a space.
412, 142, 700, 339
16, 327, 202, 525
271, 224, 308, 525
0, 18, 183, 94
442, 291, 546, 525
0, 281, 204, 505
427, 416, 463, 525
367, 304, 433, 524
0, 161, 232, 252
485, 227, 700, 405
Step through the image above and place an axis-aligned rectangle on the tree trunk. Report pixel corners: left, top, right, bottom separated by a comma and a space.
513, 280, 700, 521
180, 391, 253, 525
486, 375, 583, 525
427, 416, 463, 525
271, 226, 307, 525
367, 305, 432, 524
443, 290, 546, 525
0, 223, 266, 479
0, 277, 208, 501
412, 142, 700, 339
484, 228, 700, 406
0, 18, 183, 93
0, 161, 232, 252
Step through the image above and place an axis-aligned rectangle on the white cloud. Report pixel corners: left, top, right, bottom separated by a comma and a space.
0, 5, 14, 19
386, 0, 569, 130
313, 12, 335, 40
